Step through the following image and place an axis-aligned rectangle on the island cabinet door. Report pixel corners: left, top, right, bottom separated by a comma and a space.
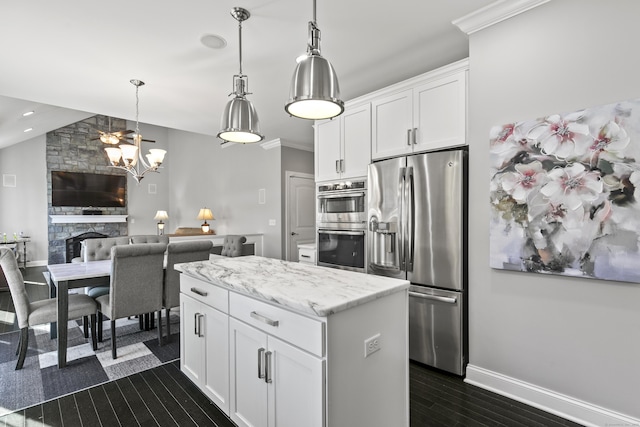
181, 294, 230, 414
267, 336, 325, 427
230, 318, 269, 427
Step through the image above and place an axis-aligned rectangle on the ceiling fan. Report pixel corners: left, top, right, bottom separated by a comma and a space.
91, 116, 155, 144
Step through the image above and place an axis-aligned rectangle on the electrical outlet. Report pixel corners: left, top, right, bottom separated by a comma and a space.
364, 333, 381, 358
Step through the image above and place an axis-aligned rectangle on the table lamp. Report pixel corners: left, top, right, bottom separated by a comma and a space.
197, 208, 214, 233
154, 210, 169, 235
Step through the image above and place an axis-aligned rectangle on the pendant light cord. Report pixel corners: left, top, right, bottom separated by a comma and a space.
238, 18, 243, 76
135, 84, 140, 137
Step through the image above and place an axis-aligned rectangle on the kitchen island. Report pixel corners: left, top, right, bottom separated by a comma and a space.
176, 256, 409, 427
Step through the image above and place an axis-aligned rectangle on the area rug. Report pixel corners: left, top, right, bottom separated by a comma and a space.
0, 313, 180, 416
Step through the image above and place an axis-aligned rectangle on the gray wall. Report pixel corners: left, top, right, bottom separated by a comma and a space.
0, 135, 48, 262
468, 0, 640, 421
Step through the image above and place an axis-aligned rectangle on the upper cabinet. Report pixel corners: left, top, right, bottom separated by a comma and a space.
372, 64, 467, 160
315, 103, 371, 182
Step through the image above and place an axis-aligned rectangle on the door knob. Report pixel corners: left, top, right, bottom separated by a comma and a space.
291, 232, 299, 236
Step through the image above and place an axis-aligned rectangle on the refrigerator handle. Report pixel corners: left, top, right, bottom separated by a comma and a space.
407, 166, 415, 272
398, 166, 406, 270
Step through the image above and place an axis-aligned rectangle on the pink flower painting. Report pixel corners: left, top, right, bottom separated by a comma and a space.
490, 98, 640, 283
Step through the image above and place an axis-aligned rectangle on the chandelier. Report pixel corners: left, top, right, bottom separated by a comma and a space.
104, 79, 166, 183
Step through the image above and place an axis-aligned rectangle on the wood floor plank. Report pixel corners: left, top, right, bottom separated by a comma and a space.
127, 372, 178, 426
41, 400, 62, 427
160, 362, 236, 427
138, 369, 197, 427
102, 380, 137, 423
57, 395, 81, 426
74, 390, 100, 427
89, 384, 121, 427
23, 405, 43, 427
149, 365, 219, 427
115, 375, 158, 426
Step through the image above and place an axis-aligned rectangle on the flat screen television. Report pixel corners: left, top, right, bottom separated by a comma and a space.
51, 171, 126, 207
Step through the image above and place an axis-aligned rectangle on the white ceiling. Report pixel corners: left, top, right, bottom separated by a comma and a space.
0, 0, 493, 150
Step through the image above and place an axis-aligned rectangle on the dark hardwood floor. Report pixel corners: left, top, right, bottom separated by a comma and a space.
0, 267, 582, 426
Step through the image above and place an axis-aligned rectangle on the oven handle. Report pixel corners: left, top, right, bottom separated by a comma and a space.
318, 229, 366, 236
317, 192, 365, 199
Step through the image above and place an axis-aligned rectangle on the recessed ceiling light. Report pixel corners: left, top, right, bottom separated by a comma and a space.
23, 111, 34, 117
200, 34, 227, 49
24, 128, 33, 133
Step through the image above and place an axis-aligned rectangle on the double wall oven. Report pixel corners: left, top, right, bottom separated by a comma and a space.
316, 180, 366, 272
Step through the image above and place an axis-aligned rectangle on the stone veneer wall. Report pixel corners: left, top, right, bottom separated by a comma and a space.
47, 115, 129, 264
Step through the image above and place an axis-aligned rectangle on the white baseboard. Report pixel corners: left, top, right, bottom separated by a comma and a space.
465, 365, 639, 427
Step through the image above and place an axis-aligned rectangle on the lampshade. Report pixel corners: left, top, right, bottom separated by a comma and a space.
154, 210, 169, 221
285, 52, 344, 120
216, 7, 264, 144
284, 4, 344, 120
218, 92, 263, 143
197, 208, 214, 221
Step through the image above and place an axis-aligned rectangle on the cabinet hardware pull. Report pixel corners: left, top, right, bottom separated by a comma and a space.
340, 159, 344, 173
412, 128, 418, 145
194, 313, 200, 336
198, 314, 204, 337
250, 311, 279, 327
300, 254, 310, 258
335, 159, 340, 174
190, 287, 208, 297
258, 347, 266, 379
265, 351, 273, 383
407, 129, 412, 146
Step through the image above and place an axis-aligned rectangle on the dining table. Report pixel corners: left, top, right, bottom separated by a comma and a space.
47, 260, 111, 368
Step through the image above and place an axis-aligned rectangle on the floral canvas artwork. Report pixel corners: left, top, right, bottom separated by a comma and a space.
489, 98, 640, 283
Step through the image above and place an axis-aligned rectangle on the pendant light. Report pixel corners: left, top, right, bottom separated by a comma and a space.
217, 7, 263, 144
284, 0, 344, 120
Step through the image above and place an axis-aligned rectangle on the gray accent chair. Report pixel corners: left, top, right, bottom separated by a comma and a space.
0, 248, 97, 370
95, 243, 166, 359
221, 235, 247, 257
163, 240, 213, 340
130, 235, 170, 245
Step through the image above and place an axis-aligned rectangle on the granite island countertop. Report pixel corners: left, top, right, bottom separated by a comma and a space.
175, 255, 409, 317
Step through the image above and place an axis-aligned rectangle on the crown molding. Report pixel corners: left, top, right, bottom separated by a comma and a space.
260, 138, 313, 152
453, 0, 550, 35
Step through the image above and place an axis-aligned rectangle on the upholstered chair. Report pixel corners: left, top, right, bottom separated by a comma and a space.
220, 235, 247, 257
95, 243, 166, 359
0, 248, 98, 370
163, 240, 213, 340
129, 235, 170, 245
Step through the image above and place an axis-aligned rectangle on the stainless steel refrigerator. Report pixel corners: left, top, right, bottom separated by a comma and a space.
367, 148, 467, 375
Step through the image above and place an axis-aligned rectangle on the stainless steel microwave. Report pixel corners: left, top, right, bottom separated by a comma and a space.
316, 180, 366, 227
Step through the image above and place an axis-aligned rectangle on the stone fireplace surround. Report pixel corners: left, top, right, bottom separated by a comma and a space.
47, 115, 129, 264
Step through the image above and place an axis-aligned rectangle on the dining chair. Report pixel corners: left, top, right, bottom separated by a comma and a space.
220, 235, 247, 257
0, 248, 98, 370
163, 240, 213, 341
95, 243, 166, 359
129, 235, 170, 245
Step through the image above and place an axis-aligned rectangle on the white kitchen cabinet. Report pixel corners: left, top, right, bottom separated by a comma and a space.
315, 103, 371, 182
297, 242, 316, 265
229, 318, 324, 427
180, 276, 230, 414
178, 256, 409, 427
372, 63, 467, 160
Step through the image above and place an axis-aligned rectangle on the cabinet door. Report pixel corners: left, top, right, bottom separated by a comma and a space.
180, 294, 204, 385
315, 118, 342, 182
371, 88, 413, 160
203, 303, 230, 414
267, 336, 324, 427
413, 70, 467, 152
230, 318, 268, 427
341, 103, 371, 180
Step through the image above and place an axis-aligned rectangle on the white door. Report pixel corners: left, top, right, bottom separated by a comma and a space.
203, 303, 230, 414
371, 88, 413, 160
180, 295, 204, 385
413, 70, 467, 152
230, 318, 268, 427
267, 336, 325, 427
341, 103, 371, 179
314, 118, 341, 182
285, 173, 315, 262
